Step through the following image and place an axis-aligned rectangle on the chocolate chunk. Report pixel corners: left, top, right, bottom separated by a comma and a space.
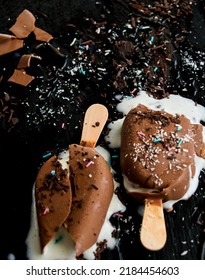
0, 34, 23, 55
8, 69, 34, 86
17, 54, 42, 69
9, 9, 36, 38
34, 27, 53, 43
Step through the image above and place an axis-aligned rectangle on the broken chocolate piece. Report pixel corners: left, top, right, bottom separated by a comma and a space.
34, 27, 53, 43
17, 54, 42, 69
8, 69, 34, 86
9, 9, 36, 38
0, 34, 23, 55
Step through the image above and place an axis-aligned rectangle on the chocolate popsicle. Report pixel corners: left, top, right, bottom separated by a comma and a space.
35, 104, 114, 256
120, 104, 204, 250
121, 104, 204, 202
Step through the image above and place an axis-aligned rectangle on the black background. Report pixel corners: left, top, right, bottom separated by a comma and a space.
0, 0, 205, 260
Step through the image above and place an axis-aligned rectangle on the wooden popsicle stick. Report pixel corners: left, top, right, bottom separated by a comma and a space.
80, 103, 108, 148
140, 198, 167, 251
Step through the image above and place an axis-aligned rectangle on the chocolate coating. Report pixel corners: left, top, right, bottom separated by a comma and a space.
65, 144, 114, 257
120, 104, 204, 202
35, 156, 72, 252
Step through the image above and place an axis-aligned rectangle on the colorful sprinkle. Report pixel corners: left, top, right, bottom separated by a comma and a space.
167, 146, 174, 151
78, 45, 85, 50
112, 154, 119, 158
137, 131, 145, 137
149, 36, 154, 44
85, 160, 94, 168
114, 212, 123, 217
84, 45, 89, 51
131, 88, 137, 94
153, 67, 158, 72
177, 139, 183, 146
70, 38, 77, 46
175, 124, 182, 131
51, 170, 56, 176
42, 152, 52, 158
80, 69, 86, 75
43, 207, 49, 215
55, 235, 63, 244
125, 96, 133, 100
96, 27, 101, 34
153, 138, 161, 143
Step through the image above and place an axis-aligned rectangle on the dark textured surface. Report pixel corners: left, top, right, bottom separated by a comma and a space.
0, 0, 205, 260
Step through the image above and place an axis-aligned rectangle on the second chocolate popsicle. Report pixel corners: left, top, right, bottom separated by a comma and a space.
120, 103, 205, 250
121, 104, 204, 202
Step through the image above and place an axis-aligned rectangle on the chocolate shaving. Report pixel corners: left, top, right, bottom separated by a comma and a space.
37, 159, 69, 193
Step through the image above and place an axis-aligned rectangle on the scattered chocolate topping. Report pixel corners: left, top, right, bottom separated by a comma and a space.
0, 2, 200, 134
36, 159, 69, 193
94, 239, 108, 260
35, 155, 72, 251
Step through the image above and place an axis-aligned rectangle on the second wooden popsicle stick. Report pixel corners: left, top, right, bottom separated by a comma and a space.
140, 198, 167, 251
